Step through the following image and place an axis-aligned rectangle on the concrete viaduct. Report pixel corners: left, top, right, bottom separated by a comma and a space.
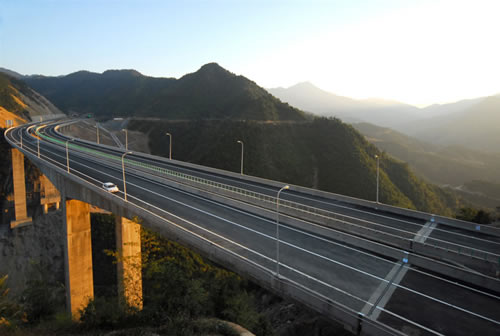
4, 120, 500, 335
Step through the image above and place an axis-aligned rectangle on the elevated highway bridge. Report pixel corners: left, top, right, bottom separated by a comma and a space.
4, 119, 500, 335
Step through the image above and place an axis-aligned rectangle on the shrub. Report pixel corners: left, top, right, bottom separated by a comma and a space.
21, 262, 64, 323
0, 275, 26, 330
79, 297, 133, 330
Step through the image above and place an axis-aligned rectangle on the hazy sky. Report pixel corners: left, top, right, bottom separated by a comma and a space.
1, 0, 499, 106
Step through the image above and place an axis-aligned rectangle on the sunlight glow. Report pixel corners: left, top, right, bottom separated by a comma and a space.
250, 0, 500, 106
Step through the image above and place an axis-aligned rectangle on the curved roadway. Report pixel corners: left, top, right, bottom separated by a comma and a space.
4, 120, 500, 336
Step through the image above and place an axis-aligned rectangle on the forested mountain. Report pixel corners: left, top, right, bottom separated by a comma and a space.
129, 117, 460, 216
0, 72, 63, 126
24, 63, 306, 121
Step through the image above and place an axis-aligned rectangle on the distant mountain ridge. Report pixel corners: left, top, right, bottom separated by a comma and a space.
268, 82, 499, 153
399, 95, 500, 152
268, 82, 421, 126
353, 122, 500, 208
21, 63, 306, 121
268, 82, 491, 127
353, 122, 500, 185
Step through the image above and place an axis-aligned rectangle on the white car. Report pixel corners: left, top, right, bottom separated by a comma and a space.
102, 182, 119, 193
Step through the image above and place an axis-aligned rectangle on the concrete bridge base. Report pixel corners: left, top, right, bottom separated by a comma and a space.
115, 216, 143, 310
63, 198, 94, 319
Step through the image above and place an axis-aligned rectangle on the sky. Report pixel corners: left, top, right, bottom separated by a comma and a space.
1, 0, 499, 107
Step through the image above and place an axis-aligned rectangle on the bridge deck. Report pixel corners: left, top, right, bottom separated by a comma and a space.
4, 121, 500, 336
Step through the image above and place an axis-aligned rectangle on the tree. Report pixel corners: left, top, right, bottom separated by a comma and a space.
456, 207, 493, 224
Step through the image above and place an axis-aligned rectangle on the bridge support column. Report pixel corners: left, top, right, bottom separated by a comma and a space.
63, 198, 94, 319
115, 216, 143, 310
10, 148, 32, 228
40, 175, 61, 214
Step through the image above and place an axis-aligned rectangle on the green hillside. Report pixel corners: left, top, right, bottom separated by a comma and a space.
129, 117, 459, 216
25, 63, 306, 121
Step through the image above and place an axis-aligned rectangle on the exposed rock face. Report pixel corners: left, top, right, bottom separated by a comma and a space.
0, 209, 65, 297
16, 87, 64, 120
0, 72, 65, 126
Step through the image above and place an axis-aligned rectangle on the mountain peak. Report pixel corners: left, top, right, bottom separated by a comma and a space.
291, 81, 318, 90
199, 62, 223, 70
195, 62, 232, 77
102, 69, 143, 77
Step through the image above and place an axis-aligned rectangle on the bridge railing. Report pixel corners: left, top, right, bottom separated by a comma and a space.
14, 128, 417, 336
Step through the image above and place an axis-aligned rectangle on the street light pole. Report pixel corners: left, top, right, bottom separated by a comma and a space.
20, 130, 23, 149
96, 123, 100, 144
66, 139, 74, 173
166, 132, 172, 160
122, 151, 133, 201
237, 140, 244, 175
276, 185, 290, 276
375, 154, 380, 203
122, 129, 128, 150
37, 137, 40, 158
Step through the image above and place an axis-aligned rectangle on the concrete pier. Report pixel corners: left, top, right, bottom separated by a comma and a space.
63, 198, 94, 318
10, 148, 31, 228
40, 175, 60, 214
115, 216, 143, 310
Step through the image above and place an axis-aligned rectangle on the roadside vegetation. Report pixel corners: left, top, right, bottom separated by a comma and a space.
455, 207, 496, 224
